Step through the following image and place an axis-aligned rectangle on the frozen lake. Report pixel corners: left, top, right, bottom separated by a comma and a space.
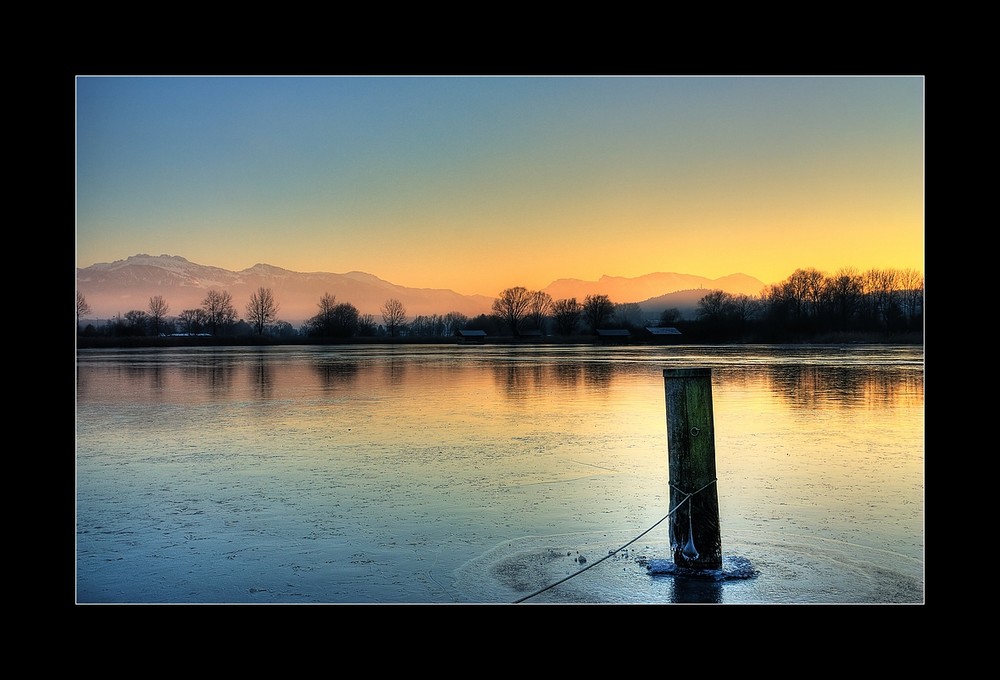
75, 343, 924, 604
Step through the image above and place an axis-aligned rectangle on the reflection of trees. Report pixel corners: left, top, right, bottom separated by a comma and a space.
758, 365, 921, 409
492, 359, 619, 398
860, 369, 924, 409
492, 362, 546, 399
183, 357, 237, 395
583, 362, 614, 390
312, 359, 361, 389
149, 363, 164, 392
382, 357, 407, 385
250, 351, 274, 398
551, 362, 582, 390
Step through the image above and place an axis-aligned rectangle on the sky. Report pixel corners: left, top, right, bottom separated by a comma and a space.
75, 75, 924, 297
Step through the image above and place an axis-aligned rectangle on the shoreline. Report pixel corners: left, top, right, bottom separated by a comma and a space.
76, 331, 923, 350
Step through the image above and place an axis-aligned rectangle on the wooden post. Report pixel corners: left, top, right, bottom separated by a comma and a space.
663, 368, 722, 570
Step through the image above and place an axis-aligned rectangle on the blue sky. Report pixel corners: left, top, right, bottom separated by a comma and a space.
76, 75, 924, 296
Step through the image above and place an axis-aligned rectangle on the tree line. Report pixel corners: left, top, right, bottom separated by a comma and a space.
75, 266, 923, 342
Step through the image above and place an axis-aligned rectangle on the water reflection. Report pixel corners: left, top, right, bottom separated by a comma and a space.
489, 361, 621, 400
76, 344, 923, 604
182, 356, 236, 396
760, 365, 920, 409
551, 362, 583, 390
492, 362, 547, 400
382, 356, 408, 386
311, 358, 361, 389
250, 350, 274, 398
76, 345, 923, 411
583, 362, 614, 390
671, 575, 723, 604
707, 364, 921, 410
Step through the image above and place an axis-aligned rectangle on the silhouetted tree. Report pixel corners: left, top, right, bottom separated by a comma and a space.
148, 295, 169, 336
492, 286, 532, 336
442, 311, 469, 337
527, 291, 553, 332
551, 298, 582, 335
308, 293, 339, 336
582, 294, 614, 333
697, 290, 732, 323
201, 289, 237, 336
329, 302, 360, 337
897, 268, 924, 329
76, 291, 92, 327
358, 313, 378, 336
124, 310, 149, 336
272, 321, 297, 337
729, 294, 763, 329
614, 302, 644, 330
863, 268, 901, 330
823, 267, 864, 330
246, 287, 279, 335
177, 308, 207, 335
467, 313, 503, 336
659, 308, 681, 325
381, 298, 407, 337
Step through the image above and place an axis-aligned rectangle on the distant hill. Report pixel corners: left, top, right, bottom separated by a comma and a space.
76, 255, 496, 325
636, 288, 726, 320
542, 272, 766, 304
76, 254, 768, 326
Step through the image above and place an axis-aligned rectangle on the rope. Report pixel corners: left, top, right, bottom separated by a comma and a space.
512, 478, 717, 603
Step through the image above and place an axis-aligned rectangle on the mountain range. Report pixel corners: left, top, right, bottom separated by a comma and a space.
76, 254, 768, 325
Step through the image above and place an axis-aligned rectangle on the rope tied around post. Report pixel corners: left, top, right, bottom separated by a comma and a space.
512, 477, 717, 603
668, 478, 717, 505
669, 479, 717, 562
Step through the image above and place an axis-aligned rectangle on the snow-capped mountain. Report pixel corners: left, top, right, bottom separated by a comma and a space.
76, 254, 496, 324
76, 254, 767, 325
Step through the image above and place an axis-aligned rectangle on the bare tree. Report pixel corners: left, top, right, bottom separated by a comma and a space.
77, 291, 92, 329
729, 294, 762, 324
823, 267, 863, 328
442, 311, 469, 337
659, 308, 681, 325
582, 294, 614, 333
492, 286, 533, 336
246, 287, 279, 335
527, 290, 553, 332
358, 313, 378, 336
177, 308, 207, 335
614, 302, 644, 330
697, 290, 732, 323
896, 268, 924, 325
201, 289, 237, 336
124, 310, 149, 336
863, 268, 900, 328
148, 295, 170, 336
551, 298, 581, 335
381, 298, 407, 337
307, 293, 338, 336
329, 302, 360, 338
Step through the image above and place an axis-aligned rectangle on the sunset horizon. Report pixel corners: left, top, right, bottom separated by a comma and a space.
75, 75, 924, 299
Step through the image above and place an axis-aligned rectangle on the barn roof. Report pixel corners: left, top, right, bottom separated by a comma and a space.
645, 326, 682, 335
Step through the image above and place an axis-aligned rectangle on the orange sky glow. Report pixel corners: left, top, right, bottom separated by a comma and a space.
76, 75, 924, 296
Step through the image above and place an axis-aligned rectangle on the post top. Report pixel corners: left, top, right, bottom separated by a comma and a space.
663, 367, 712, 377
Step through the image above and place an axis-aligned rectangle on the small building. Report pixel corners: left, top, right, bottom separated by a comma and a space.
644, 326, 682, 342
595, 328, 631, 344
457, 329, 487, 343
